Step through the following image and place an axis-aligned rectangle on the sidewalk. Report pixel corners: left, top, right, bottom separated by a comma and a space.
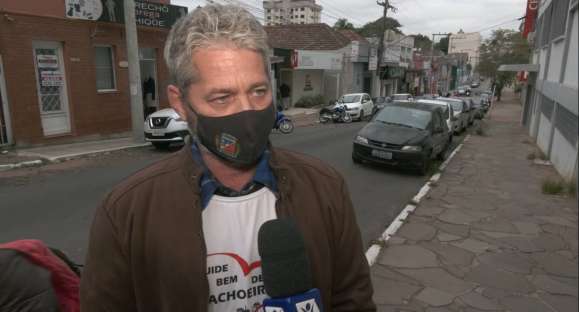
1, 137, 150, 166
283, 107, 319, 127
371, 92, 578, 311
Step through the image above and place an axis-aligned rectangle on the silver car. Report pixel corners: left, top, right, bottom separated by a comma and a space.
417, 99, 455, 138
144, 108, 190, 149
436, 97, 468, 134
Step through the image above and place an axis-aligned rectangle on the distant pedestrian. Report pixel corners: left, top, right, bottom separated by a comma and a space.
279, 82, 291, 110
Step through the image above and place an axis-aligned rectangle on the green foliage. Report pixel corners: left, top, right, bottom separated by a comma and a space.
295, 94, 325, 108
542, 179, 565, 195
412, 34, 432, 52
333, 18, 355, 30
434, 36, 450, 54
356, 16, 403, 38
476, 29, 531, 86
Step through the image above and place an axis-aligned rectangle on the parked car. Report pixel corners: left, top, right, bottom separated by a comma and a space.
392, 93, 414, 101
336, 93, 374, 121
436, 97, 469, 134
352, 101, 451, 175
470, 81, 480, 88
417, 99, 455, 138
463, 97, 477, 125
144, 108, 190, 149
372, 96, 389, 114
480, 93, 491, 112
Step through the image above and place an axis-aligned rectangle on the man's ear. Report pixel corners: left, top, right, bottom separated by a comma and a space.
167, 84, 188, 119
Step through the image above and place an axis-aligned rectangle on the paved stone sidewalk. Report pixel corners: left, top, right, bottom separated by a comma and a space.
371, 92, 578, 312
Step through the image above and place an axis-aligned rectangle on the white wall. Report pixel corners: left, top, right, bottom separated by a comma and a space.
564, 10, 578, 87
539, 47, 548, 79
550, 129, 578, 180
291, 69, 323, 104
547, 40, 565, 82
536, 113, 552, 154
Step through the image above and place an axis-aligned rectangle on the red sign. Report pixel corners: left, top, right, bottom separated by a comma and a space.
523, 0, 540, 38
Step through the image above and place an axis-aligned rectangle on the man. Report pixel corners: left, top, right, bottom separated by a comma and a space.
80, 4, 375, 312
279, 82, 291, 110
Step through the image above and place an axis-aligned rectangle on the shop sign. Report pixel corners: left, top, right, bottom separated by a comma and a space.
37, 55, 59, 69
293, 50, 342, 70
369, 48, 378, 71
65, 0, 188, 28
40, 71, 64, 87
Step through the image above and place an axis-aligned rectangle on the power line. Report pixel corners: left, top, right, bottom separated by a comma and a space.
472, 18, 522, 33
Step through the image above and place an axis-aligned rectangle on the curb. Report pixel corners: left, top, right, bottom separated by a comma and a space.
2, 143, 151, 171
36, 143, 151, 163
365, 135, 469, 266
0, 160, 44, 172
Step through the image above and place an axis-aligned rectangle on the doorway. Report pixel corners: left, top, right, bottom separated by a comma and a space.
0, 54, 12, 145
32, 41, 71, 136
140, 48, 158, 118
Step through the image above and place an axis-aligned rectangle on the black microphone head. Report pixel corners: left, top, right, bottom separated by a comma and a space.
258, 218, 313, 298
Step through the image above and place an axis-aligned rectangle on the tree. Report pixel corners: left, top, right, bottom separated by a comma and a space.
412, 34, 432, 52
434, 36, 450, 54
356, 16, 403, 38
476, 29, 530, 101
333, 18, 355, 30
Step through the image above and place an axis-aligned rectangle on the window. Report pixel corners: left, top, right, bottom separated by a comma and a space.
555, 104, 578, 145
541, 3, 553, 46
267, 16, 271, 20
300, 14, 304, 18
541, 94, 554, 119
94, 46, 115, 91
267, 9, 271, 13
550, 0, 570, 39
301, 8, 305, 11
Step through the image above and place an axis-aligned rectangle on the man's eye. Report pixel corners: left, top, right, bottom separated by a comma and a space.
211, 96, 229, 104
253, 89, 267, 97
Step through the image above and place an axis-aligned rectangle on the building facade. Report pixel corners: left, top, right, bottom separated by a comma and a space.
448, 30, 481, 71
263, 0, 321, 26
520, 0, 578, 182
0, 0, 185, 147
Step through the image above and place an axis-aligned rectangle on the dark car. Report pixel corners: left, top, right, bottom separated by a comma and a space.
352, 102, 451, 175
372, 96, 388, 114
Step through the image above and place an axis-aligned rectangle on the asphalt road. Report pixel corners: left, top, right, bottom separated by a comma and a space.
0, 119, 467, 263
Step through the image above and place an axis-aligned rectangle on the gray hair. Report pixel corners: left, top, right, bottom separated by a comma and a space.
164, 4, 270, 93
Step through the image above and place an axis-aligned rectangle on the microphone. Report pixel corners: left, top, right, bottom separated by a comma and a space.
258, 219, 323, 312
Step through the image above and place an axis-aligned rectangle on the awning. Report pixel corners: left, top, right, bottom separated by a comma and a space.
498, 64, 539, 72
270, 56, 285, 64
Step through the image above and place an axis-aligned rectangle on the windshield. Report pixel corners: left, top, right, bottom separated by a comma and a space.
375, 106, 431, 130
340, 95, 361, 103
439, 99, 463, 113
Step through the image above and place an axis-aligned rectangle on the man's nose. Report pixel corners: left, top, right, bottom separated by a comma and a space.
237, 94, 255, 112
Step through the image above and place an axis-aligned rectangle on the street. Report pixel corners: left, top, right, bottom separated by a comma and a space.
0, 121, 466, 263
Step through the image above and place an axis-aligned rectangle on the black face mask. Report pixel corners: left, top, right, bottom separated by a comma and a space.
195, 104, 275, 167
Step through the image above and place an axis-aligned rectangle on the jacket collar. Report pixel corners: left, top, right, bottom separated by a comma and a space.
177, 141, 293, 200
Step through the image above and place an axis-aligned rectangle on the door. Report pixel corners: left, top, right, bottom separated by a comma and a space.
32, 41, 71, 136
140, 48, 158, 117
363, 94, 372, 115
0, 54, 12, 145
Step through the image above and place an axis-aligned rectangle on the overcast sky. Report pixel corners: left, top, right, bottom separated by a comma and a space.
172, 0, 528, 41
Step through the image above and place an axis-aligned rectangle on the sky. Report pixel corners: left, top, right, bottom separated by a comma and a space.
172, 0, 528, 41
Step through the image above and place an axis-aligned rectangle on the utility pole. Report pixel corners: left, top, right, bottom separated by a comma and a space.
376, 0, 396, 96
429, 32, 450, 95
124, 0, 144, 142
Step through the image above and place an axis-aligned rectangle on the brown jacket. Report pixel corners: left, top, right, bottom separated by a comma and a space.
80, 145, 375, 312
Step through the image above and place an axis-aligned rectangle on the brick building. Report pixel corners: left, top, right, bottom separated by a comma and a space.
0, 0, 186, 147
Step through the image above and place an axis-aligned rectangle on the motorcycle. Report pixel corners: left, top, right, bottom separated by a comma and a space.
319, 103, 352, 124
273, 111, 294, 134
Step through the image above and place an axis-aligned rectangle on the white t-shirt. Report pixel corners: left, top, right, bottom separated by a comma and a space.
202, 187, 278, 312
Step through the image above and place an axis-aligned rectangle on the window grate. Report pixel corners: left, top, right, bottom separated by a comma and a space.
541, 94, 554, 119
555, 104, 578, 145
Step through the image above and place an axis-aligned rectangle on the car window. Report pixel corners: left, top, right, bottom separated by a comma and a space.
340, 95, 361, 103
375, 106, 432, 130
440, 99, 463, 113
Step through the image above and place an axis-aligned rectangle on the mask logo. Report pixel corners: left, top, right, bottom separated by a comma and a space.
217, 133, 240, 158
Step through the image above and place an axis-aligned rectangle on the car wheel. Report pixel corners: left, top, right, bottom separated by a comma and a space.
358, 110, 365, 122
437, 142, 449, 160
152, 142, 170, 150
419, 156, 432, 176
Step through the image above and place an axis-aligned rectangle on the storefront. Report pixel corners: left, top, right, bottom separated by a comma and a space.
0, 0, 185, 146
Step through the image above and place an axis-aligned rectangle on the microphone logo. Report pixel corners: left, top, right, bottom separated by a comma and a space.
264, 307, 285, 312
295, 299, 320, 312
